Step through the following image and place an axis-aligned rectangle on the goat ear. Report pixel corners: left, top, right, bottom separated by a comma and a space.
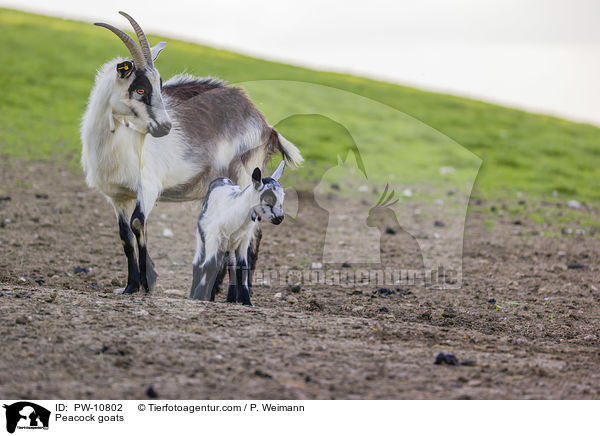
252, 168, 262, 189
151, 42, 167, 62
271, 160, 285, 181
116, 61, 134, 79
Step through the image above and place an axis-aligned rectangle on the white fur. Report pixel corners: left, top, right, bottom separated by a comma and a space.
81, 58, 199, 212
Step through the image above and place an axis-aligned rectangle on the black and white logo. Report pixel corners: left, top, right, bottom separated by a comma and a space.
3, 402, 50, 434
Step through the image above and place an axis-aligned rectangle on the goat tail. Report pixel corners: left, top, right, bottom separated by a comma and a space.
269, 128, 303, 169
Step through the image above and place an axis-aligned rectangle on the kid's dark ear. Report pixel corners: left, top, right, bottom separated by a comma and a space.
252, 168, 262, 190
117, 61, 134, 79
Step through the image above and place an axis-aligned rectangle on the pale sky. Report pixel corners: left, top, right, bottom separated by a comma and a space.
4, 0, 600, 125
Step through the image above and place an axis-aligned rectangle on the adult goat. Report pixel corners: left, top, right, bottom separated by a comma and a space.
81, 12, 302, 294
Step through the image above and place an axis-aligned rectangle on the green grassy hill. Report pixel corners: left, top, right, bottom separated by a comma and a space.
1, 8, 599, 202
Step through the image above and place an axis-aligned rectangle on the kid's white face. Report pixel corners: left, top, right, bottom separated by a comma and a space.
257, 182, 285, 225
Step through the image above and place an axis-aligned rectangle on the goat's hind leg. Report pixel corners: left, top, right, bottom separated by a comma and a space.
190, 252, 225, 301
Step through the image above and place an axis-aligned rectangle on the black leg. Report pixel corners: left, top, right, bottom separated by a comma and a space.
118, 214, 140, 294
210, 262, 227, 300
226, 253, 238, 303
246, 227, 262, 291
130, 202, 157, 294
190, 254, 224, 301
236, 255, 252, 306
226, 252, 251, 305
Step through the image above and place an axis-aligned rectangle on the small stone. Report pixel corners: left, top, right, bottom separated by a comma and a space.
341, 262, 351, 268
15, 315, 30, 325
402, 188, 413, 197
434, 352, 459, 366
567, 200, 582, 209
385, 227, 396, 235
274, 292, 283, 299
162, 228, 174, 237
418, 311, 432, 320
74, 266, 90, 274
254, 369, 272, 379
434, 220, 445, 227
374, 288, 396, 296
307, 299, 322, 311
311, 262, 323, 269
442, 307, 457, 318
146, 385, 158, 398
287, 284, 302, 293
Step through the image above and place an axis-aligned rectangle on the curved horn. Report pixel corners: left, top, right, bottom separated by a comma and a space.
94, 22, 147, 69
119, 11, 153, 65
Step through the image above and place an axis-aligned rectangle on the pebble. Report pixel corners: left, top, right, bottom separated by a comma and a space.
442, 307, 457, 318
385, 227, 396, 235
402, 188, 413, 197
374, 288, 396, 296
434, 220, 445, 227
307, 299, 322, 311
274, 292, 283, 299
146, 385, 158, 399
567, 200, 582, 209
162, 228, 174, 237
74, 266, 90, 274
15, 315, 30, 325
311, 262, 323, 269
287, 284, 302, 293
434, 352, 459, 366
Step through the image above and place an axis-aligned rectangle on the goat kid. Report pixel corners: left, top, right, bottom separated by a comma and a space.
190, 161, 286, 305
81, 13, 302, 295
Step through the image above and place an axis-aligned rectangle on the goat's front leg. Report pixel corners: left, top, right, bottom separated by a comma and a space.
130, 188, 159, 294
226, 246, 252, 306
114, 202, 140, 294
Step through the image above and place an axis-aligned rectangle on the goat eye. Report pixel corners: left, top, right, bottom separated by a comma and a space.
136, 89, 145, 95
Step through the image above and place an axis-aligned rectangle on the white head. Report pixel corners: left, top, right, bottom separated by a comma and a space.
95, 12, 172, 137
251, 161, 286, 225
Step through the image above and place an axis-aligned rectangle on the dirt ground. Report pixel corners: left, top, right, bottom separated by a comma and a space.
1, 158, 599, 399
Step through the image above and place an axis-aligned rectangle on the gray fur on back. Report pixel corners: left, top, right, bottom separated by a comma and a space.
159, 75, 271, 202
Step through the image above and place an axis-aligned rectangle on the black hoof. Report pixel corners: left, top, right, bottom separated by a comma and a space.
145, 254, 158, 293
122, 283, 139, 294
